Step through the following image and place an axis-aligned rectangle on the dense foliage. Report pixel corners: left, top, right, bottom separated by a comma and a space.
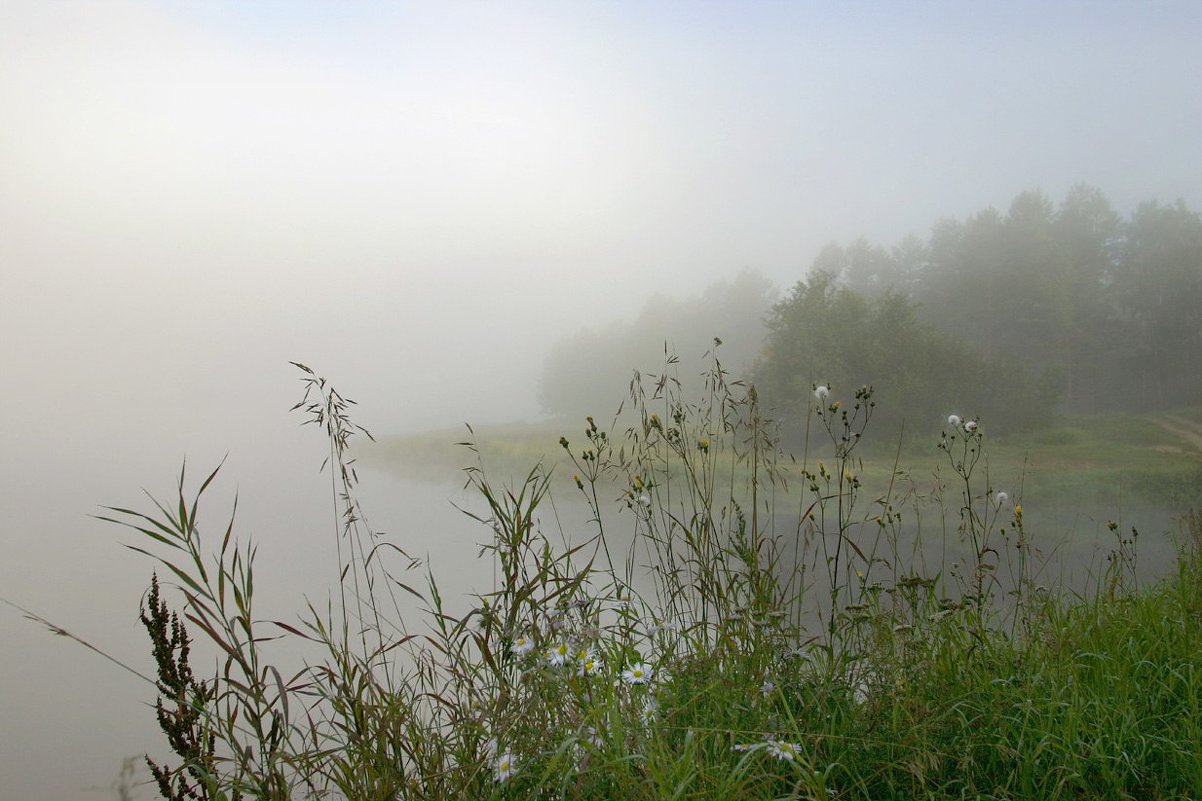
753, 269, 1058, 438
756, 187, 1202, 433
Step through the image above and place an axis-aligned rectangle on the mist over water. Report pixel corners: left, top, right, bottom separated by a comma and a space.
4, 1, 1202, 798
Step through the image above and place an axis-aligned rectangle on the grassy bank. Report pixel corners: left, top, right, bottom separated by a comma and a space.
365, 403, 1202, 511
100, 367, 1202, 800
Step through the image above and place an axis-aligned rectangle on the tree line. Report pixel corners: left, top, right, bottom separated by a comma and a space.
538, 269, 777, 418
542, 186, 1202, 438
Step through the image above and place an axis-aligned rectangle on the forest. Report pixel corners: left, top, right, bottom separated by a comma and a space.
541, 186, 1202, 437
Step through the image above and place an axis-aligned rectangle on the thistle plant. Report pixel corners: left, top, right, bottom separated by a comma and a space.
807, 383, 876, 642
936, 413, 1001, 636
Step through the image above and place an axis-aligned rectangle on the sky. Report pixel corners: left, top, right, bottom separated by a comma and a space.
2, 1, 1202, 798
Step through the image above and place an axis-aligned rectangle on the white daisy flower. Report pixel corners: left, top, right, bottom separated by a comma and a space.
546, 641, 571, 667
510, 634, 534, 657
622, 661, 653, 685
640, 696, 659, 724
766, 739, 801, 762
494, 751, 516, 782
611, 589, 634, 609
582, 726, 604, 749
576, 648, 601, 676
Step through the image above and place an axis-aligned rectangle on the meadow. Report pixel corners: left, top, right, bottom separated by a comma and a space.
98, 363, 1201, 800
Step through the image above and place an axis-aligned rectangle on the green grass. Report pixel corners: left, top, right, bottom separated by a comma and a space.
88, 366, 1202, 800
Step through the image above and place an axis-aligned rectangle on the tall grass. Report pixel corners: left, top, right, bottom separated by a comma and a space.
98, 357, 1202, 800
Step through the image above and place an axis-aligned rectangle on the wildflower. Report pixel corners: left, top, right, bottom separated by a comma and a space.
640, 696, 659, 724
766, 739, 802, 762
814, 385, 830, 402
510, 634, 534, 657
645, 621, 678, 636
698, 437, 710, 451
576, 648, 601, 676
637, 493, 651, 507
581, 726, 603, 749
612, 589, 634, 609
546, 641, 571, 667
760, 679, 777, 697
622, 661, 653, 685
964, 419, 978, 433
995, 491, 1009, 506
494, 751, 516, 782
947, 414, 961, 428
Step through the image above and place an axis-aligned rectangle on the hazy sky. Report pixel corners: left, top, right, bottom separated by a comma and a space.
3, 2, 1202, 798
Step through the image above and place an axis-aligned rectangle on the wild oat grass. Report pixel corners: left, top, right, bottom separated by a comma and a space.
93, 358, 1201, 800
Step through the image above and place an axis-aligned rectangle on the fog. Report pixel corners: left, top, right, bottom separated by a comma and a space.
3, 2, 1202, 798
